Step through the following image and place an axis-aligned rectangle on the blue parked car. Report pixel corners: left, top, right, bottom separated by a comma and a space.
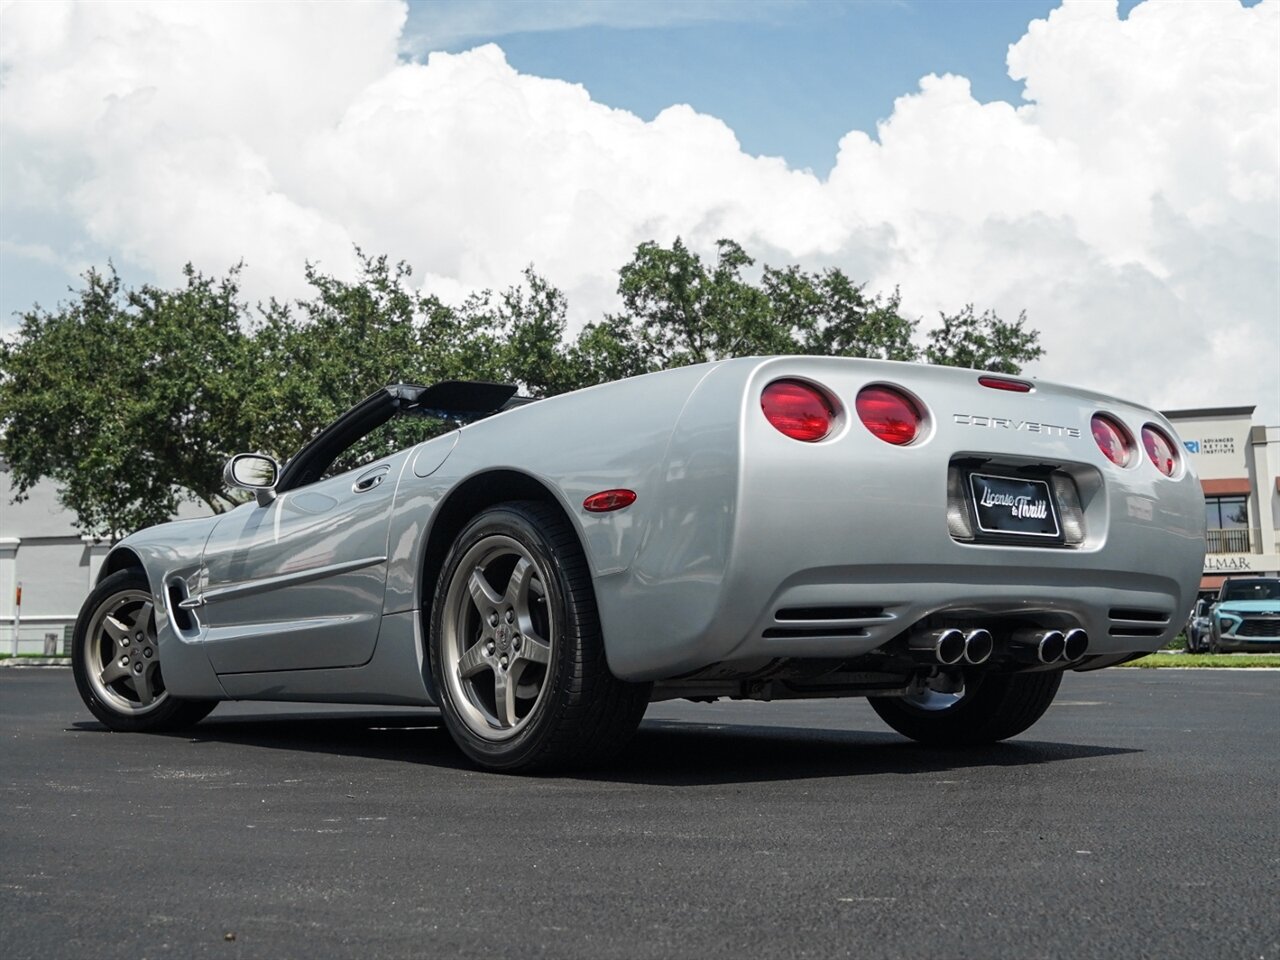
1209, 578, 1280, 652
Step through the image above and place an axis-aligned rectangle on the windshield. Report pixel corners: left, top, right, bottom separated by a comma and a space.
1220, 579, 1280, 602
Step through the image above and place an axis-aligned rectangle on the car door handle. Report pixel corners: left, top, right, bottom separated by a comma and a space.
353, 467, 389, 493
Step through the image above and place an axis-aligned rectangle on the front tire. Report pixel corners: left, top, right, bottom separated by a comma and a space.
72, 569, 217, 732
429, 501, 650, 772
870, 671, 1062, 746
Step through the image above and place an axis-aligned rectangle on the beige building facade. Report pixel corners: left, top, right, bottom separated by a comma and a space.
1163, 406, 1280, 594
0, 461, 207, 654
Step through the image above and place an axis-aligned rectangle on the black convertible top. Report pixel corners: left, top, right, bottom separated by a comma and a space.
398, 380, 523, 419
276, 380, 529, 492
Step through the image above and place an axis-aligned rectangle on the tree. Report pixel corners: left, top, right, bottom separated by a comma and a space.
0, 264, 253, 538
924, 304, 1044, 373
0, 251, 581, 536
763, 267, 917, 361
243, 254, 577, 472
242, 252, 453, 464
569, 237, 1039, 380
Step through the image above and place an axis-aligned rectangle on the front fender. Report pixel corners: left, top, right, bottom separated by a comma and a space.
105, 515, 228, 699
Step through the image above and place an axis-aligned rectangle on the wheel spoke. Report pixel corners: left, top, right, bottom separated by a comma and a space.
456, 641, 491, 680
492, 669, 517, 728
468, 569, 503, 612
516, 635, 551, 668
102, 615, 130, 646
505, 557, 535, 607
99, 658, 130, 686
129, 601, 154, 636
132, 662, 157, 706
512, 567, 547, 639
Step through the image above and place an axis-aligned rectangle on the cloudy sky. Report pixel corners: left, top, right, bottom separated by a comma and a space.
1, 0, 1277, 421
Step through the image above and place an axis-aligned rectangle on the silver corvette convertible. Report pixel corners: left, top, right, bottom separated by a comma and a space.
72, 357, 1205, 770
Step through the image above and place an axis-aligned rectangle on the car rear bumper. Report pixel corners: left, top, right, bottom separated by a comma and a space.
595, 357, 1205, 682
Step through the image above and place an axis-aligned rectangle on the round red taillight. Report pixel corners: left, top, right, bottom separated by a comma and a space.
760, 380, 834, 442
1091, 414, 1133, 466
1142, 425, 1178, 477
855, 385, 922, 446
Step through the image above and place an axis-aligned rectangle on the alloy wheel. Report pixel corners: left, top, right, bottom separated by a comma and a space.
83, 589, 168, 715
440, 535, 556, 741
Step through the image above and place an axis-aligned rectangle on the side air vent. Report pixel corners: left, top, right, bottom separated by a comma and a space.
167, 580, 197, 633
1108, 607, 1171, 638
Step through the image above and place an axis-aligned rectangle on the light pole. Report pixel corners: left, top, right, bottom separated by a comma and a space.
11, 581, 20, 657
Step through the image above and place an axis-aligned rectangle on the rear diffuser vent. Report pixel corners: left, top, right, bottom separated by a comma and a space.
763, 626, 869, 640
1108, 607, 1171, 638
1109, 608, 1170, 623
1108, 626, 1165, 638
776, 606, 887, 622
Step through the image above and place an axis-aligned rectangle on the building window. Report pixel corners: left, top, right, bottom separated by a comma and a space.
1205, 496, 1251, 553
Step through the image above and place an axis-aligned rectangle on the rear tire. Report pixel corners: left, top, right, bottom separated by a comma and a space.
870, 671, 1062, 746
429, 501, 650, 772
72, 569, 217, 732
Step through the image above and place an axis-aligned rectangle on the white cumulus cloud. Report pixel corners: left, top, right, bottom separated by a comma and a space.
1, 0, 1276, 421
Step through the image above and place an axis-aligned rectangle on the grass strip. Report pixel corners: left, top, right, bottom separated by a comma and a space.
1121, 653, 1280, 668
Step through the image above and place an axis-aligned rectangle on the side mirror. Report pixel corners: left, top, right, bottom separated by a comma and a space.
224, 453, 280, 507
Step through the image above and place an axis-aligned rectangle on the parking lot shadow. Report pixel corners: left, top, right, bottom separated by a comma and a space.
73, 710, 1138, 786
590, 719, 1138, 786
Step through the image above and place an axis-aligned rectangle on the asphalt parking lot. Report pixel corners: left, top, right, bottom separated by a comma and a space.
1, 668, 1276, 959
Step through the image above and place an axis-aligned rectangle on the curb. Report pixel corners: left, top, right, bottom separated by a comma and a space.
0, 657, 72, 668
1116, 670, 1274, 675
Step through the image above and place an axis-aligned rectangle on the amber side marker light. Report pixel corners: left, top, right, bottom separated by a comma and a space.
583, 489, 637, 513
978, 375, 1032, 393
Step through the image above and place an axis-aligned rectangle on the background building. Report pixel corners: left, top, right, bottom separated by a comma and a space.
1164, 406, 1280, 596
0, 461, 207, 654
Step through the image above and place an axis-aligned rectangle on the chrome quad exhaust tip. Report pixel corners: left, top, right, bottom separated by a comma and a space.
962, 629, 993, 665
1012, 628, 1066, 664
1062, 628, 1089, 662
909, 628, 967, 666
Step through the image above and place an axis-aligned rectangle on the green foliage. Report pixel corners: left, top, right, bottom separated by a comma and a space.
243, 252, 451, 463
0, 264, 253, 537
574, 237, 1036, 376
924, 304, 1044, 373
230, 254, 577, 475
0, 237, 1044, 537
1121, 653, 1280, 668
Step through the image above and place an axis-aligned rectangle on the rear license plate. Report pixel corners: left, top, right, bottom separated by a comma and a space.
968, 473, 1060, 539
